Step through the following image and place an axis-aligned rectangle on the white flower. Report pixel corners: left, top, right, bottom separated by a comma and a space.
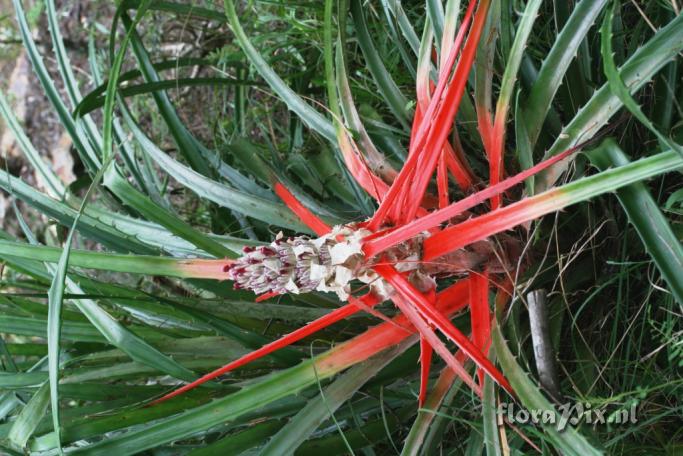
225, 224, 422, 301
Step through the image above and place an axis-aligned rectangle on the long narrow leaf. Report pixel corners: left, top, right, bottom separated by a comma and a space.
522, 0, 607, 150
423, 144, 683, 260
259, 342, 409, 455
537, 11, 683, 191
492, 321, 601, 455
589, 141, 683, 305
0, 240, 229, 279
223, 0, 336, 142
68, 282, 469, 455
600, 1, 683, 157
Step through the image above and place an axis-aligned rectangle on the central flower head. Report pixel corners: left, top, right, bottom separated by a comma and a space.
226, 225, 424, 300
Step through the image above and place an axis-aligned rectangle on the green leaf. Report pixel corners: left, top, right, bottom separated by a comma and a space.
426, 0, 444, 48
492, 321, 603, 455
0, 316, 107, 343
589, 141, 683, 305
76, 77, 257, 117
0, 90, 64, 196
46, 218, 76, 452
121, 107, 309, 232
380, 0, 420, 56
103, 167, 237, 258
482, 353, 501, 456
495, 0, 543, 124
187, 421, 283, 456
0, 372, 48, 389
120, 0, 226, 22
537, 11, 683, 192
223, 0, 337, 143
600, 1, 683, 158
401, 366, 464, 455
0, 168, 156, 254
259, 342, 408, 455
7, 383, 50, 450
522, 0, 608, 151
0, 240, 225, 278
119, 11, 212, 176
13, 0, 101, 173
350, 0, 410, 128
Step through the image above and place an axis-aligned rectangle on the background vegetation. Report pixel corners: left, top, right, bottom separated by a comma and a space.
0, 0, 681, 454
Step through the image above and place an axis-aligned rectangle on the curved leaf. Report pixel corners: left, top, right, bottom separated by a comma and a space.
492, 321, 602, 455
589, 141, 683, 305
537, 11, 683, 191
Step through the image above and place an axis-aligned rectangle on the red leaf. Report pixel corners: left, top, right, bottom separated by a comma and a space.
469, 269, 491, 385
362, 143, 579, 258
398, 0, 492, 223
274, 182, 331, 236
255, 291, 281, 302
149, 293, 381, 405
337, 130, 390, 203
374, 263, 513, 395
390, 290, 480, 396
437, 151, 449, 209
319, 280, 470, 376
444, 140, 475, 190
419, 335, 434, 405
367, 0, 480, 230
422, 189, 563, 261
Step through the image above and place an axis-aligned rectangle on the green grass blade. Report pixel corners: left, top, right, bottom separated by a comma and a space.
259, 343, 408, 455
223, 0, 336, 143
589, 141, 683, 305
492, 322, 602, 455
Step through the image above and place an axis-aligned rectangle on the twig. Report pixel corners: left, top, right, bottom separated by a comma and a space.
527, 289, 562, 401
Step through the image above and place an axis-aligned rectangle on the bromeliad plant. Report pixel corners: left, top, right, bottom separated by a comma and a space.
0, 0, 682, 454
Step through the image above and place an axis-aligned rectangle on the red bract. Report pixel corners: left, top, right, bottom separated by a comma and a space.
153, 0, 584, 409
